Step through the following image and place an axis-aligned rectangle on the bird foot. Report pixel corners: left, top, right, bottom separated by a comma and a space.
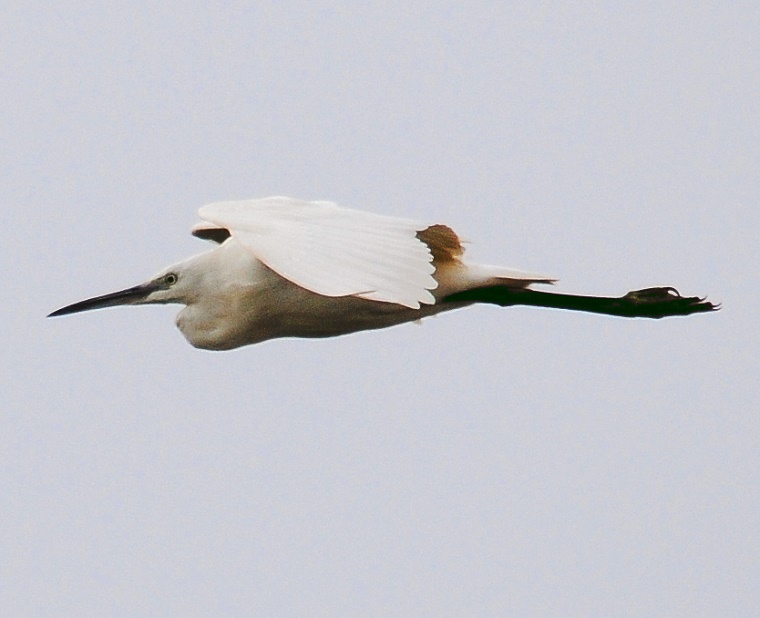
620, 287, 719, 318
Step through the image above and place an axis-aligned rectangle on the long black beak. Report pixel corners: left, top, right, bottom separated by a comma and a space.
48, 282, 159, 317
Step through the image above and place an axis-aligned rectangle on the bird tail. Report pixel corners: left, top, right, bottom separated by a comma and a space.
463, 263, 557, 288
442, 285, 718, 319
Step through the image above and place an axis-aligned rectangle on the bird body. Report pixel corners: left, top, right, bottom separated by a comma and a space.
49, 196, 716, 350
149, 207, 549, 349
165, 239, 443, 349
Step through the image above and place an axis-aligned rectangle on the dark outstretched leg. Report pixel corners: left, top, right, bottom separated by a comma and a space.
443, 286, 718, 319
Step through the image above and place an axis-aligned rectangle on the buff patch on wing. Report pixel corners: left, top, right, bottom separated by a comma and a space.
416, 225, 464, 263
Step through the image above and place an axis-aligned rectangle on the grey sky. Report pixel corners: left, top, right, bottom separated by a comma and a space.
2, 2, 758, 616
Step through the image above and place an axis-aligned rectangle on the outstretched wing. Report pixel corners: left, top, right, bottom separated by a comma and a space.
196, 196, 438, 308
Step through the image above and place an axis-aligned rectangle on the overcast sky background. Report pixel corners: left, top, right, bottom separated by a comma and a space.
2, 2, 759, 616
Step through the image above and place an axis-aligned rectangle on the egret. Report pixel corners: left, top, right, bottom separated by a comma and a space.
49, 196, 717, 350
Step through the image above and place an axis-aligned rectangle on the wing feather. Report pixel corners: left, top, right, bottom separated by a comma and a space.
197, 197, 438, 308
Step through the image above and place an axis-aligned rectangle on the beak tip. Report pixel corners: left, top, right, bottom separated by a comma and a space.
47, 305, 78, 318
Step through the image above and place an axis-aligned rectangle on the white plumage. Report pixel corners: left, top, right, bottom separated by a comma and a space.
196, 197, 439, 308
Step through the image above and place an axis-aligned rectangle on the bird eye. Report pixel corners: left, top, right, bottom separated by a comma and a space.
164, 273, 178, 285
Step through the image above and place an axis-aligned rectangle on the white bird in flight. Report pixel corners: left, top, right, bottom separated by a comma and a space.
49, 196, 717, 350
